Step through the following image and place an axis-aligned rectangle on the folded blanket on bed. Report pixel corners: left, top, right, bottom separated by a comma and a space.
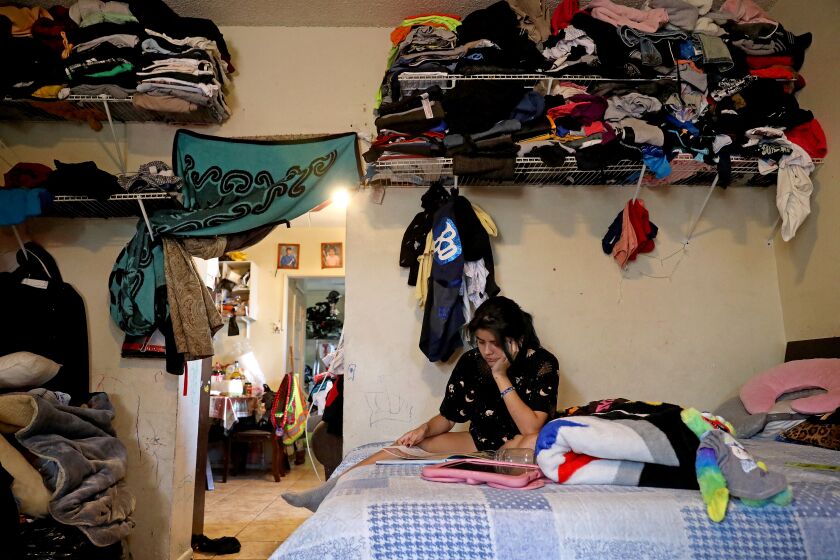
535, 398, 792, 522
535, 399, 703, 489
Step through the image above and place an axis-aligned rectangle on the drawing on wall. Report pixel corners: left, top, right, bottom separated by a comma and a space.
321, 242, 343, 269
277, 243, 300, 269
365, 391, 414, 426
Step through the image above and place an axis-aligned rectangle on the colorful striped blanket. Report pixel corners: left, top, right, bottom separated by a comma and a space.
535, 399, 701, 489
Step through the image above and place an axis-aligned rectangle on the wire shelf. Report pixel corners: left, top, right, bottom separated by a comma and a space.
0, 95, 226, 124
367, 155, 825, 188
42, 192, 182, 218
397, 72, 674, 93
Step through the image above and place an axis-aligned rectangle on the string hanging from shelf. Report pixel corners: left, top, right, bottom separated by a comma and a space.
10, 225, 28, 261
766, 216, 782, 245
685, 174, 719, 245
98, 95, 157, 241
631, 164, 647, 203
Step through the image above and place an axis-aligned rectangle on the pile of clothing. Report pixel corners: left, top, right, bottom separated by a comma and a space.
0, 391, 134, 555
602, 198, 659, 268
400, 183, 501, 362
0, 159, 185, 225
0, 0, 233, 122
367, 0, 826, 241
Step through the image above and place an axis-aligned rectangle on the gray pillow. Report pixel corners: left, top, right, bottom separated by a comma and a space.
714, 396, 767, 438
714, 388, 825, 439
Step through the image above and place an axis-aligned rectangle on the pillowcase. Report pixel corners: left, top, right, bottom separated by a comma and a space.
0, 352, 61, 390
754, 419, 806, 440
714, 389, 821, 439
713, 396, 767, 438
740, 359, 840, 415
779, 408, 840, 450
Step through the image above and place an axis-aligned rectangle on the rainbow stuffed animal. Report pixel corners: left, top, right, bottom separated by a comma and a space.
681, 408, 792, 522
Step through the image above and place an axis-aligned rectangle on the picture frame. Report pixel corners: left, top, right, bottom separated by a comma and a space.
321, 242, 343, 269
277, 243, 300, 270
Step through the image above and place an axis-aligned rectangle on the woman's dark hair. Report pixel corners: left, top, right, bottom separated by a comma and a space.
467, 296, 540, 363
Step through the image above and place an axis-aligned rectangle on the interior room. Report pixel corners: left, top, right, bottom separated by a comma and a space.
0, 1, 837, 559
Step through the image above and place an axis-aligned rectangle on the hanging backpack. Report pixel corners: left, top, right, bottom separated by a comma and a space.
270, 373, 308, 445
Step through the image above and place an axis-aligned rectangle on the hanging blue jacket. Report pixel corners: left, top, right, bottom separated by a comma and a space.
419, 196, 465, 362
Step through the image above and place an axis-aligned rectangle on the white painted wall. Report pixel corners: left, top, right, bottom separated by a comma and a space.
170, 359, 202, 560
770, 0, 840, 341
343, 185, 787, 450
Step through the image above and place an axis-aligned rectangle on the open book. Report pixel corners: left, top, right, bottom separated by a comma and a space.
377, 445, 495, 464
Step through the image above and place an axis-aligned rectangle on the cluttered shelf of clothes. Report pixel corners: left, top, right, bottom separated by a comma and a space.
0, 0, 234, 125
365, 0, 827, 214
0, 242, 133, 559
0, 159, 185, 224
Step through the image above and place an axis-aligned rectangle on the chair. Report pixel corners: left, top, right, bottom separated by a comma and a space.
309, 415, 343, 479
222, 429, 287, 482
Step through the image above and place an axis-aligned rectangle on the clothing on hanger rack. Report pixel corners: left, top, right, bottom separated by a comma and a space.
0, 242, 90, 404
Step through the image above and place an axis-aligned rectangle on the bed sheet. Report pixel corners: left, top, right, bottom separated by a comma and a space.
271, 440, 840, 560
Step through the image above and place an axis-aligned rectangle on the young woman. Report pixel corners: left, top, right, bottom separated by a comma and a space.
283, 296, 559, 511
396, 296, 559, 453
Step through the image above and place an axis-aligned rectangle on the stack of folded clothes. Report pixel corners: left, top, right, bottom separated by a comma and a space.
0, 0, 233, 122
62, 1, 142, 97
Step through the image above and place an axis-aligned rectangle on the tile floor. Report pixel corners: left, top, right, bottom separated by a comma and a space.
195, 457, 323, 559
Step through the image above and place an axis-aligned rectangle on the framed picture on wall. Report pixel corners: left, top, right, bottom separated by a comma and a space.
321, 242, 343, 269
277, 243, 300, 269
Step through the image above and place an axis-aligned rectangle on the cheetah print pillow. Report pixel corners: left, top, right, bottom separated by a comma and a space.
780, 408, 840, 450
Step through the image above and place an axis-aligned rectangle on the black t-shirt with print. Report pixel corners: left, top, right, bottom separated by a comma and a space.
439, 347, 560, 451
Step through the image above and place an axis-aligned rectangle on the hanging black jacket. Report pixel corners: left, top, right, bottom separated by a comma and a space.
399, 182, 450, 286
0, 242, 90, 404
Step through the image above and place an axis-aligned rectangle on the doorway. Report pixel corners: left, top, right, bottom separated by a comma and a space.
284, 276, 345, 400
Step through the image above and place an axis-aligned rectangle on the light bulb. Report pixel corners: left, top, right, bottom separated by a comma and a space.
330, 188, 350, 208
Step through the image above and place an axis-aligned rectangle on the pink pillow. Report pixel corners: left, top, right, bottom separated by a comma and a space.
740, 359, 840, 415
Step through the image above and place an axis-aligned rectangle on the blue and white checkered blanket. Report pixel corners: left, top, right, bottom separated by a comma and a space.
271, 440, 840, 560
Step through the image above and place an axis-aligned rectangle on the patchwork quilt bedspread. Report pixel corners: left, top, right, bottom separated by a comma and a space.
271, 440, 840, 560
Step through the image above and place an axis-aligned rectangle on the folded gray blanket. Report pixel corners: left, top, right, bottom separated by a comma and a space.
0, 391, 135, 546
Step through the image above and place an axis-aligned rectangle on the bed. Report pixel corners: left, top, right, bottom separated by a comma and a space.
271, 340, 840, 560
271, 439, 839, 560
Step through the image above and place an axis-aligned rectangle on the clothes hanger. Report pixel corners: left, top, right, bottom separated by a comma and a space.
450, 175, 460, 196
9, 227, 51, 282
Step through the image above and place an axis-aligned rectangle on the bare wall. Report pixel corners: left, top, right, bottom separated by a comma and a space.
770, 0, 840, 341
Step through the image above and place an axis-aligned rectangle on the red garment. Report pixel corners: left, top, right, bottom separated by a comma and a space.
612, 201, 638, 268
628, 199, 656, 256
324, 377, 340, 408
745, 55, 794, 69
546, 94, 608, 127
551, 0, 581, 34
750, 66, 795, 80
582, 121, 608, 136
786, 119, 828, 158
3, 162, 53, 188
